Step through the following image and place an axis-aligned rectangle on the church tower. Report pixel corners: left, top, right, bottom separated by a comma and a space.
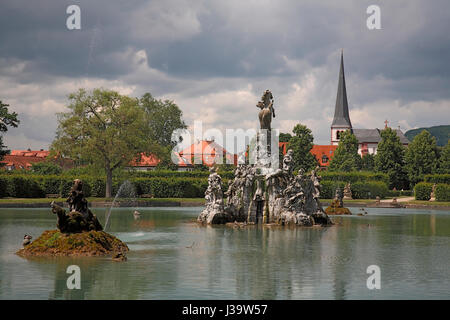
331, 51, 352, 145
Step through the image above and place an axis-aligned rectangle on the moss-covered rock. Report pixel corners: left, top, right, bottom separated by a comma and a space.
16, 230, 129, 257
325, 199, 352, 215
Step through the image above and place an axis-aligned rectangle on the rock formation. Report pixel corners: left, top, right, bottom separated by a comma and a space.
325, 187, 352, 215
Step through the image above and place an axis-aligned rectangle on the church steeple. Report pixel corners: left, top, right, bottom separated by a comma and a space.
331, 51, 352, 128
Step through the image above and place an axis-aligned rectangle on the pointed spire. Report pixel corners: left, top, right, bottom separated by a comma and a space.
331, 51, 352, 128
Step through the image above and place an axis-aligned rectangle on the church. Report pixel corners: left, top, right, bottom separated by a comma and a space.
330, 52, 409, 156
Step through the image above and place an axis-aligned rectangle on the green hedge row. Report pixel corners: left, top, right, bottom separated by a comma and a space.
424, 174, 450, 185
387, 189, 414, 197
320, 180, 388, 199
320, 171, 389, 185
0, 174, 210, 198
414, 182, 433, 201
435, 184, 450, 202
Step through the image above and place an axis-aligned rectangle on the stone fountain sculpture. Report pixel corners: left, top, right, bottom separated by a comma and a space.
17, 179, 128, 257
51, 179, 103, 233
198, 90, 332, 226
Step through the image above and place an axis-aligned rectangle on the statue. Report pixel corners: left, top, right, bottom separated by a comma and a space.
430, 183, 436, 201
343, 182, 352, 200
198, 167, 227, 224
334, 187, 344, 207
50, 179, 103, 233
256, 89, 275, 130
67, 179, 89, 217
282, 149, 294, 175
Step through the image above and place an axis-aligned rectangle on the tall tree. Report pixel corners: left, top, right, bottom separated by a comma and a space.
374, 127, 408, 189
0, 100, 19, 160
361, 153, 375, 171
51, 89, 162, 197
437, 140, 450, 174
405, 130, 438, 186
328, 130, 361, 172
288, 124, 317, 172
139, 93, 187, 147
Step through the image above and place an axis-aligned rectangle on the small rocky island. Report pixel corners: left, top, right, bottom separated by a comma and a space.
17, 179, 128, 257
325, 187, 352, 215
198, 90, 332, 227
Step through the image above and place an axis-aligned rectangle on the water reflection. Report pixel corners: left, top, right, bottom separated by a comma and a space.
0, 207, 449, 299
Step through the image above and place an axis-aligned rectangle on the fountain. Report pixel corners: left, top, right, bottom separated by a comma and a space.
198, 90, 332, 226
17, 179, 129, 257
104, 180, 137, 230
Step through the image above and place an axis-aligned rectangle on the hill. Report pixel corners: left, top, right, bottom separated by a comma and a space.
405, 125, 450, 146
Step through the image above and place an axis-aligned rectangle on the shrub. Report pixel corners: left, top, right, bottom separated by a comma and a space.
424, 174, 450, 185
435, 184, 450, 202
414, 182, 433, 200
351, 181, 388, 199
320, 181, 346, 199
320, 171, 389, 185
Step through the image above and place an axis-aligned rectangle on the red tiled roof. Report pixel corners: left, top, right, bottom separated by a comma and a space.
1, 154, 47, 170
177, 140, 238, 167
10, 150, 50, 158
129, 153, 160, 167
310, 145, 337, 167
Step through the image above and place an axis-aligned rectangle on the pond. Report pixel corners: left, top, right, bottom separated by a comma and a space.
0, 207, 449, 299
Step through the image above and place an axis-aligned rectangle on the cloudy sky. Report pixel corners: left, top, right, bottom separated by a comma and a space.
1, 0, 449, 151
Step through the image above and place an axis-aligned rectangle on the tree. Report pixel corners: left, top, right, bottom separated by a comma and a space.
0, 101, 19, 160
31, 161, 62, 175
51, 88, 162, 197
288, 124, 317, 172
328, 130, 361, 172
374, 127, 408, 189
361, 153, 375, 171
139, 93, 187, 147
405, 130, 438, 186
437, 140, 450, 174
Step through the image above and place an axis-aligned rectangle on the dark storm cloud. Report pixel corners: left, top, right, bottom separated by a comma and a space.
1, 0, 450, 149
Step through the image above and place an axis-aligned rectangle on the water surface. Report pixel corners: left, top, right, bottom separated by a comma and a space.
0, 207, 449, 299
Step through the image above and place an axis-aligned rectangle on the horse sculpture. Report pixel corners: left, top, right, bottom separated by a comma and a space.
256, 90, 275, 130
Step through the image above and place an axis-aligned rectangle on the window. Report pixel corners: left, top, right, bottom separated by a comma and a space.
322, 155, 329, 164
336, 131, 341, 140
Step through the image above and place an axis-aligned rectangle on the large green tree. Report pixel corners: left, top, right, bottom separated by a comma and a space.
288, 124, 317, 172
139, 93, 187, 147
51, 89, 162, 197
437, 140, 450, 173
374, 127, 408, 189
0, 100, 19, 160
361, 153, 375, 171
405, 130, 438, 186
328, 130, 361, 172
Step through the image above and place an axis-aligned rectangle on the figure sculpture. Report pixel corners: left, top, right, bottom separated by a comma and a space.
256, 89, 275, 130
343, 182, 352, 200
51, 179, 103, 233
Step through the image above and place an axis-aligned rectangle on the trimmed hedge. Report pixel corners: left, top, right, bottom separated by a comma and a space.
0, 172, 388, 199
435, 184, 450, 202
320, 171, 389, 185
320, 180, 388, 199
424, 174, 450, 185
414, 182, 433, 201
387, 189, 413, 197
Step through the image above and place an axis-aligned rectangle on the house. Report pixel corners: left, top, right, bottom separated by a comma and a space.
178, 139, 238, 167
1, 149, 50, 170
310, 145, 338, 167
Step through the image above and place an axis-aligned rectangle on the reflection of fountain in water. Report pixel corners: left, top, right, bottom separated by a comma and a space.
104, 180, 137, 231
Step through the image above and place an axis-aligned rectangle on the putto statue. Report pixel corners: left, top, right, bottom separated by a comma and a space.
197, 167, 227, 224
198, 91, 332, 227
51, 179, 103, 233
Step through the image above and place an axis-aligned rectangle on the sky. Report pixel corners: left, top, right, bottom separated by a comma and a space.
1, 0, 449, 152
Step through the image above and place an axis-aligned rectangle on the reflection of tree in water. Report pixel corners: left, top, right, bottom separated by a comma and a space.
204, 225, 330, 299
